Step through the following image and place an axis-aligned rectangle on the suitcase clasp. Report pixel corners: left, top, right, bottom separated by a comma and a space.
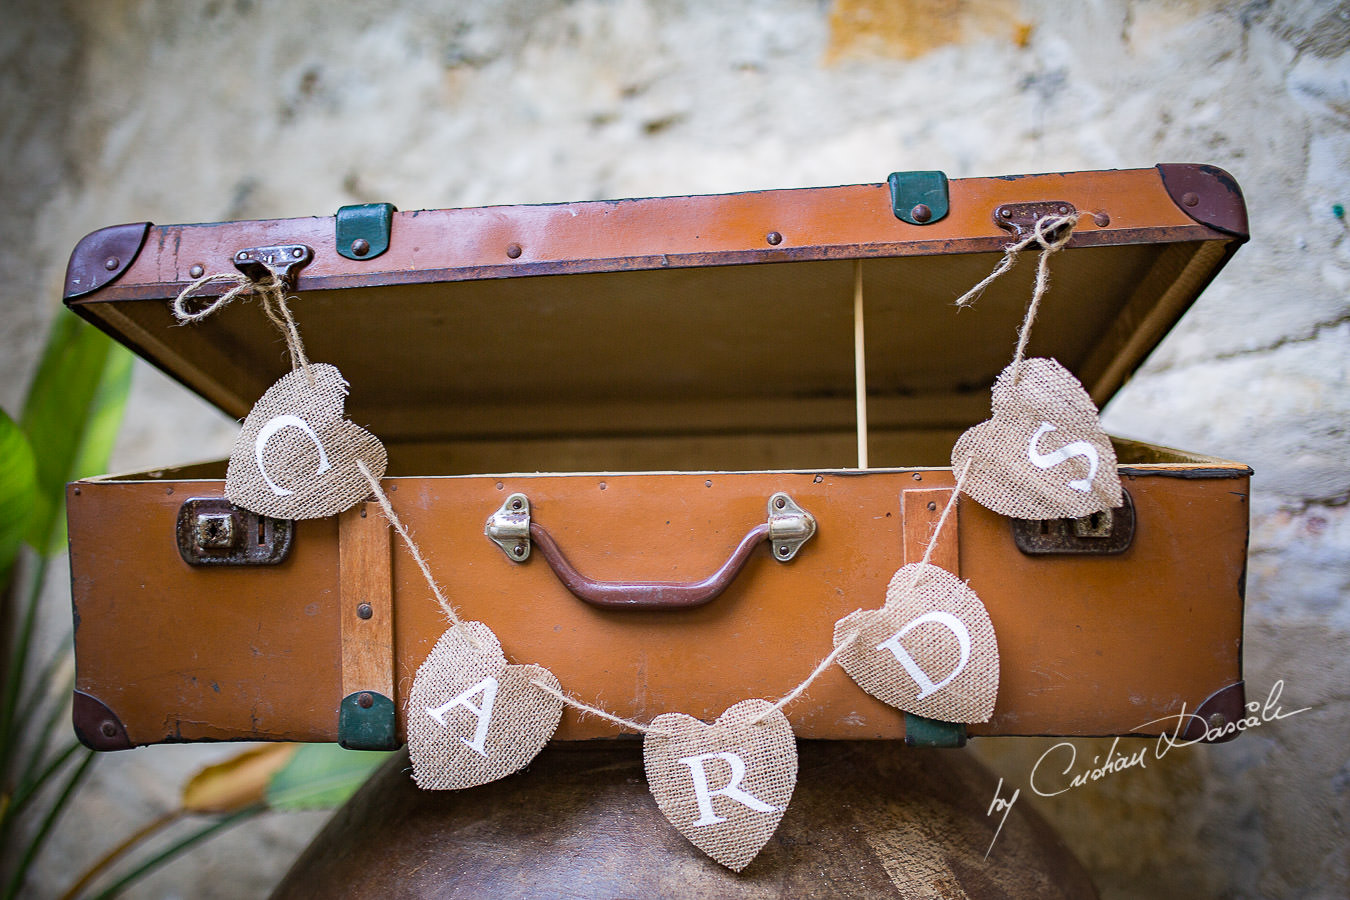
1009, 489, 1135, 556
232, 243, 314, 289
175, 497, 294, 566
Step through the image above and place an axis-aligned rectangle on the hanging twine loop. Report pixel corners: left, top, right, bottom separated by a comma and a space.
172, 271, 313, 379
953, 212, 1082, 385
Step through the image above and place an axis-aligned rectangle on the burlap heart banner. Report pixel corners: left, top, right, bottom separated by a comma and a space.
952, 357, 1121, 520
407, 621, 564, 791
834, 562, 999, 724
226, 363, 388, 519
643, 699, 796, 872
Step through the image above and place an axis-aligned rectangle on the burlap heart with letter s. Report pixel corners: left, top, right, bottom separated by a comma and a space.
407, 621, 563, 791
643, 699, 796, 872
226, 363, 387, 519
834, 563, 999, 723
952, 357, 1121, 520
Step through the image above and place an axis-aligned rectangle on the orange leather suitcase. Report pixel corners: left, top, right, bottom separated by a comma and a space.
63, 164, 1250, 751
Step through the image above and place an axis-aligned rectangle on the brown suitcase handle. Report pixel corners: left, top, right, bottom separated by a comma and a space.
484, 492, 816, 609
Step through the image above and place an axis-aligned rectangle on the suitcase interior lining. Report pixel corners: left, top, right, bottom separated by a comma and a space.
86, 239, 1230, 476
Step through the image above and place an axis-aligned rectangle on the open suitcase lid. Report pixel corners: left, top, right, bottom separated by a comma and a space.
64, 163, 1246, 468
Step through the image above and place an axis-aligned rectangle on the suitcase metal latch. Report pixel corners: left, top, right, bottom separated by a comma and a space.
176, 497, 293, 566
1010, 490, 1135, 556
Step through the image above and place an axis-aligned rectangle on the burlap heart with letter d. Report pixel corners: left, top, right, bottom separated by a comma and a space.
643, 699, 796, 872
834, 562, 999, 723
952, 357, 1121, 520
407, 621, 563, 790
227, 363, 387, 520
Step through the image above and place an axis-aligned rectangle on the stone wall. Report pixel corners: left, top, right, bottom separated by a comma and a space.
3, 1, 1346, 897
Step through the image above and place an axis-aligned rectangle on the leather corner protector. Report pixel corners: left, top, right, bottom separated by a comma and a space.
338, 691, 401, 751
1156, 164, 1249, 242
903, 712, 968, 748
72, 689, 134, 751
1181, 680, 1246, 744
64, 222, 152, 301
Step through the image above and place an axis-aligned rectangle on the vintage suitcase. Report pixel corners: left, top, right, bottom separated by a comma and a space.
63, 163, 1250, 752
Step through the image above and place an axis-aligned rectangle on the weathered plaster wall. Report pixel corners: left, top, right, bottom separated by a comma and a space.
3, 1, 1346, 897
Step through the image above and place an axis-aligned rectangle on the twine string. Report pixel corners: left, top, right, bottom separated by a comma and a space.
172, 271, 313, 382
529, 680, 675, 737
355, 459, 486, 651
907, 457, 973, 592
951, 212, 1081, 385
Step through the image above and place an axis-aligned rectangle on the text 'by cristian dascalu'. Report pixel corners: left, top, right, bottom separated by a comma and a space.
983, 680, 1310, 858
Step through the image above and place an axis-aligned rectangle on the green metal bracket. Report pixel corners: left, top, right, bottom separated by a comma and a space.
888, 171, 949, 226
336, 202, 396, 261
338, 691, 400, 750
903, 712, 967, 748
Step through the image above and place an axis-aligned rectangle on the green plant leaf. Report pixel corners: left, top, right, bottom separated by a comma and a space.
20, 313, 133, 556
0, 408, 37, 584
264, 744, 391, 811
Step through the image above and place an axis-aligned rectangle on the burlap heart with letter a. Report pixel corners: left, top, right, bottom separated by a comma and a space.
407, 622, 563, 791
227, 363, 387, 520
643, 699, 796, 872
834, 563, 999, 723
952, 357, 1121, 520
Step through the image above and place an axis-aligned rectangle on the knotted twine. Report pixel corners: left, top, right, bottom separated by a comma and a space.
173, 272, 312, 379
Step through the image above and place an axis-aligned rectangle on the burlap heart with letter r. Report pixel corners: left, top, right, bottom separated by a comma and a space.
407, 621, 563, 791
226, 363, 387, 519
952, 357, 1121, 520
643, 699, 796, 872
834, 562, 999, 724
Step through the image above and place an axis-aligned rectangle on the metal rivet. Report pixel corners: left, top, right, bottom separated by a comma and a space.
357, 603, 373, 620
705, 480, 713, 487
775, 496, 786, 509
1057, 205, 1069, 215
358, 692, 374, 709
166, 486, 175, 495
237, 251, 248, 260
350, 238, 370, 257
1182, 192, 1200, 208
813, 475, 823, 484
506, 243, 523, 259
778, 546, 790, 556
1208, 712, 1226, 729
100, 721, 117, 737
766, 231, 783, 245
927, 501, 937, 511
1093, 212, 1110, 227
103, 256, 120, 271
511, 498, 522, 510
910, 204, 932, 224
496, 482, 504, 491
73, 486, 81, 496
999, 207, 1013, 219
188, 264, 205, 278
912, 473, 923, 481
513, 543, 526, 557
599, 482, 607, 491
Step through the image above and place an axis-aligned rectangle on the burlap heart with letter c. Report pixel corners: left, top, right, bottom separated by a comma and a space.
834, 563, 999, 723
952, 357, 1121, 520
407, 621, 563, 791
643, 699, 796, 872
226, 363, 387, 519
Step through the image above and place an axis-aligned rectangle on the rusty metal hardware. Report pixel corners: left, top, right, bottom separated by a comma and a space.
485, 492, 816, 609
1156, 163, 1250, 240
1180, 680, 1246, 744
176, 497, 293, 566
903, 713, 967, 748
1010, 489, 1135, 556
993, 200, 1078, 241
232, 243, 313, 288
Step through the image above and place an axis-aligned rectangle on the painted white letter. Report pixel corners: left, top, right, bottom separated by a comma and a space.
426, 677, 499, 758
1027, 421, 1098, 492
254, 414, 332, 497
877, 610, 972, 700
678, 751, 778, 827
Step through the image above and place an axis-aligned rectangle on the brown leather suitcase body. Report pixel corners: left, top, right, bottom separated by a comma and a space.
63, 164, 1250, 751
